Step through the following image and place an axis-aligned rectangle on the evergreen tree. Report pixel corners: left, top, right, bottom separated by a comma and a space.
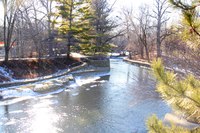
147, 59, 200, 132
75, 0, 97, 54
91, 0, 119, 54
169, 0, 200, 49
147, 1, 200, 132
55, 0, 94, 58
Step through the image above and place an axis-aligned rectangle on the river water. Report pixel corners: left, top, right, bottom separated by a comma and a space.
0, 58, 170, 133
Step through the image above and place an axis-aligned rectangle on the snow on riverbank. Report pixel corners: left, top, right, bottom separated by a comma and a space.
0, 66, 16, 82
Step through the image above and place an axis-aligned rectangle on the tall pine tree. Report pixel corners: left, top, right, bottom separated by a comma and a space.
55, 0, 94, 58
91, 0, 119, 54
75, 0, 97, 54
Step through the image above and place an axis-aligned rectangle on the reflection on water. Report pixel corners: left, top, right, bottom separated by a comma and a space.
0, 58, 170, 133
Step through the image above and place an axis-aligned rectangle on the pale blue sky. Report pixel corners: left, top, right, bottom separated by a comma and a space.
108, 0, 154, 20
109, 0, 153, 10
0, 0, 178, 25
0, 0, 154, 24
109, 0, 179, 25
0, 3, 3, 24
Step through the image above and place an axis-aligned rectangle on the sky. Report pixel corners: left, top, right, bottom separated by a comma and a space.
0, 0, 155, 24
0, 0, 179, 25
110, 0, 179, 21
109, 0, 153, 12
0, 3, 3, 24
108, 0, 155, 21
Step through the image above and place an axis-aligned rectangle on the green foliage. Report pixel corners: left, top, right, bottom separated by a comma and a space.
78, 43, 115, 55
55, 0, 95, 53
170, 0, 200, 49
151, 59, 200, 124
55, 0, 117, 55
91, 0, 118, 53
147, 115, 200, 133
78, 43, 96, 55
147, 1, 200, 132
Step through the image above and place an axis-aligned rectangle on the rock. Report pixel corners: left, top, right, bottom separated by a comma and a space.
33, 84, 50, 92
68, 76, 74, 81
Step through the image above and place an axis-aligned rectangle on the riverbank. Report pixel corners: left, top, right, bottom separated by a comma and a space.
124, 56, 200, 78
0, 56, 110, 100
0, 62, 87, 88
0, 57, 80, 82
123, 58, 151, 68
0, 54, 110, 88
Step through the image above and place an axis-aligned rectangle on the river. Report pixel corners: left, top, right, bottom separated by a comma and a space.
0, 58, 170, 133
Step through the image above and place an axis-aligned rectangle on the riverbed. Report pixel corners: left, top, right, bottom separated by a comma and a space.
0, 58, 170, 133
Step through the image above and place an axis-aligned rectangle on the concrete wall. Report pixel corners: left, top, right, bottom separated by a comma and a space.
87, 58, 110, 68
71, 58, 110, 74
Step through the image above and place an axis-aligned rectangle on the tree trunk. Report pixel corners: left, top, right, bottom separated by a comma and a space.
3, 0, 8, 62
157, 23, 162, 58
144, 45, 150, 62
67, 41, 70, 59
4, 47, 9, 63
140, 45, 144, 59
157, 41, 161, 58
129, 51, 132, 59
67, 1, 73, 59
48, 41, 54, 57
48, 16, 54, 57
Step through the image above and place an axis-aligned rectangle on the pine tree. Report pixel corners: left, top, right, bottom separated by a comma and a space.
147, 1, 200, 132
91, 0, 119, 54
75, 0, 97, 54
169, 0, 200, 49
55, 0, 95, 58
147, 59, 200, 132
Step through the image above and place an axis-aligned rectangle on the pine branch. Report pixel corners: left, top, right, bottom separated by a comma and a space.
152, 59, 200, 123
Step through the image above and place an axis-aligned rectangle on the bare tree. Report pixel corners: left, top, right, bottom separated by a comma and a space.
121, 8, 139, 58
19, 0, 49, 58
39, 0, 55, 57
128, 5, 154, 62
152, 0, 170, 58
2, 0, 23, 62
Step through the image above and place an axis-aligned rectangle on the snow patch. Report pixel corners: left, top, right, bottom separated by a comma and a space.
72, 93, 79, 96
90, 85, 97, 88
0, 66, 15, 81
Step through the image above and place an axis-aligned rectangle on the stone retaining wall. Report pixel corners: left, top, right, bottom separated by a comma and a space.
71, 58, 110, 74
87, 58, 110, 68
123, 58, 150, 68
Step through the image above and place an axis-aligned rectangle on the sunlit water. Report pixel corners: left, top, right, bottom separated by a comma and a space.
0, 58, 170, 133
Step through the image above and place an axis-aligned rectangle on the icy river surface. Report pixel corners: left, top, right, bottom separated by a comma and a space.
0, 58, 170, 133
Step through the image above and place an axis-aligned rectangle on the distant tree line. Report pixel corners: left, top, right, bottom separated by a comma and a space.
112, 0, 171, 62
